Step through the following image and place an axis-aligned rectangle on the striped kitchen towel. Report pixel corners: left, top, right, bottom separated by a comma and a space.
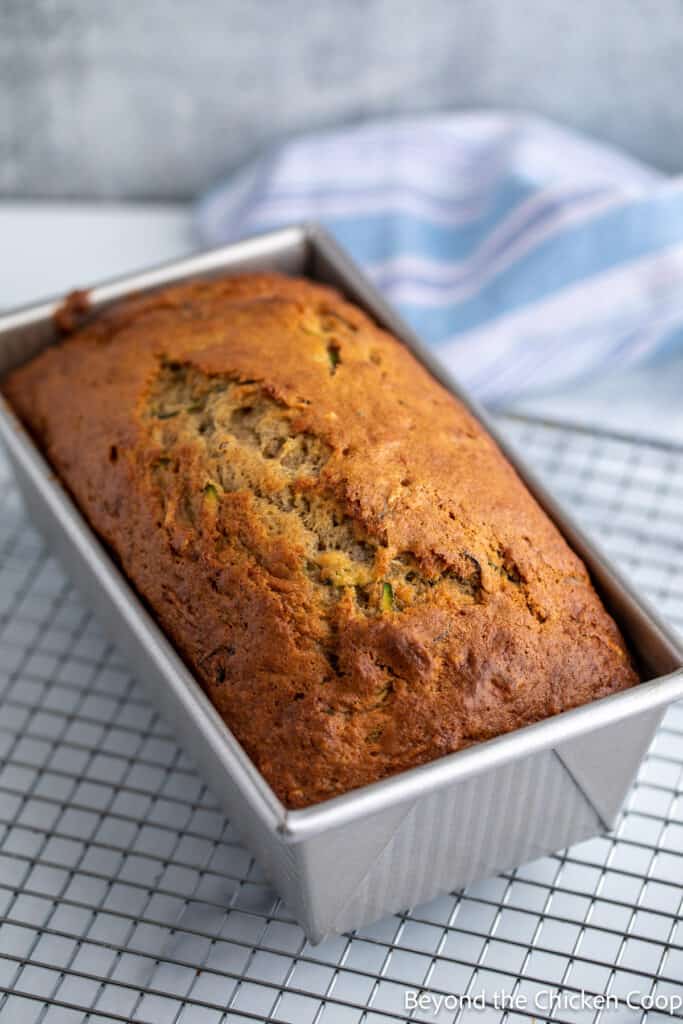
196, 112, 683, 404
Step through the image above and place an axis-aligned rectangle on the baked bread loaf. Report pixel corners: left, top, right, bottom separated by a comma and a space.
2, 272, 638, 808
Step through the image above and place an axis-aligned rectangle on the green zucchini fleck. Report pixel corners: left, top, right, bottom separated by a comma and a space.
186, 397, 207, 413
155, 409, 179, 420
203, 483, 219, 502
380, 581, 394, 612
327, 344, 341, 370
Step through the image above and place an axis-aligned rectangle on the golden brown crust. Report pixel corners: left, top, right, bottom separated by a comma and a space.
2, 272, 639, 807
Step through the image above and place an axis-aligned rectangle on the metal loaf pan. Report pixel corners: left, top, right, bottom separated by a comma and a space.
1, 225, 682, 943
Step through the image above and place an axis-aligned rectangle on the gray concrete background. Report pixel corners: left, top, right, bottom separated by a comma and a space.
2, 0, 682, 200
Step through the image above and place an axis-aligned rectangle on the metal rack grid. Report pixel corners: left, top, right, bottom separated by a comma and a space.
0, 413, 681, 1024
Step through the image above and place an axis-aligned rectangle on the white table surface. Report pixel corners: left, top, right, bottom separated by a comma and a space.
2, 201, 682, 446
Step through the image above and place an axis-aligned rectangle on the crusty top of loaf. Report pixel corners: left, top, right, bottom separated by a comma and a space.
2, 272, 638, 807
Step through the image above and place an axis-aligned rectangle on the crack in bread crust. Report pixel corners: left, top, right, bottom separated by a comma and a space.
1, 272, 639, 808
146, 362, 495, 618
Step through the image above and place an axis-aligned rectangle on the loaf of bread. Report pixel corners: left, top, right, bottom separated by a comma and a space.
2, 273, 638, 807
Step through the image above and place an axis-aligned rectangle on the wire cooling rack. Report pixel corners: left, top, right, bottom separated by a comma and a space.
0, 413, 682, 1024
